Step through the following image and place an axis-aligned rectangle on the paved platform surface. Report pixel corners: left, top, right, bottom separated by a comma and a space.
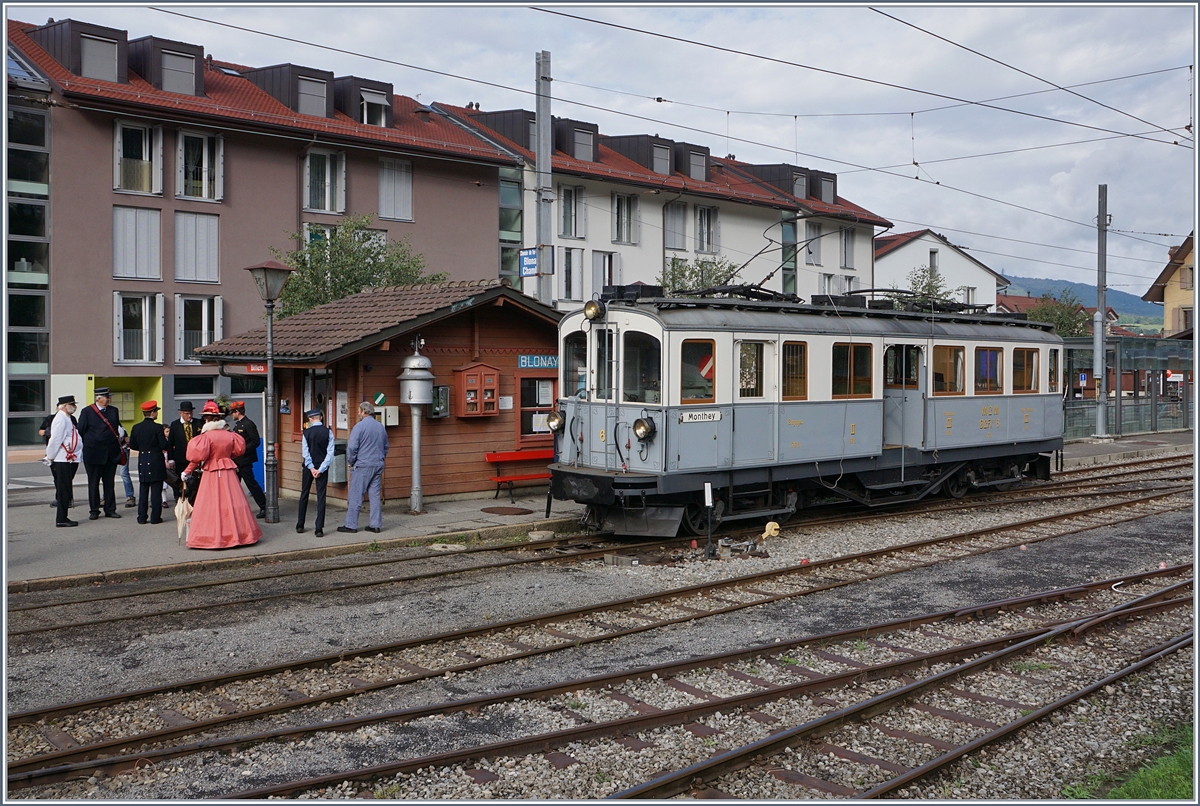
5, 431, 1192, 589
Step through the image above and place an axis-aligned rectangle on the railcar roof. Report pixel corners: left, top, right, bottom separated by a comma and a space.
593, 298, 1062, 343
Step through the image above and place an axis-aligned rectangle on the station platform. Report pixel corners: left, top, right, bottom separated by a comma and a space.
5, 430, 1193, 592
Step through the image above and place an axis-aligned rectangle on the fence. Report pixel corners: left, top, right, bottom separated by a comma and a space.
1064, 400, 1193, 440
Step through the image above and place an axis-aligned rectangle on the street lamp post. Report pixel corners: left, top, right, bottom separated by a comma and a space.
244, 260, 295, 524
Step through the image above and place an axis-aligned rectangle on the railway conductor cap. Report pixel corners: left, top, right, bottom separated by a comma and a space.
305, 408, 323, 420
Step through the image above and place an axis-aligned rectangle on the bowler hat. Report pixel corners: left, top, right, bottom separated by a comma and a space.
57, 395, 76, 406
94, 387, 111, 397
141, 400, 160, 413
305, 408, 323, 419
177, 401, 195, 412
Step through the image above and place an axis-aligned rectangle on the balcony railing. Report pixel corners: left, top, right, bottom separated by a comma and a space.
184, 329, 214, 361
120, 159, 152, 192
182, 165, 214, 198
121, 329, 150, 361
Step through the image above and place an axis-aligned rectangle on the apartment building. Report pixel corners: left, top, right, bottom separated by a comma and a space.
1143, 233, 1194, 336
6, 17, 518, 442
874, 229, 1009, 309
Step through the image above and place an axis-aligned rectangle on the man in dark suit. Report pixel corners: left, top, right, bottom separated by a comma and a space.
128, 400, 169, 524
297, 408, 334, 537
165, 401, 196, 503
76, 387, 123, 520
229, 401, 267, 518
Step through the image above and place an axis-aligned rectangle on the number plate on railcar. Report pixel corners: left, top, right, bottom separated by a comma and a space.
679, 410, 722, 423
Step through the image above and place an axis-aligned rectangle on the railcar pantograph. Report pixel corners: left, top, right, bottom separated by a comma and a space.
546, 286, 1064, 537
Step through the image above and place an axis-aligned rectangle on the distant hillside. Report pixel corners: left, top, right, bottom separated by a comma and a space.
1000, 275, 1162, 319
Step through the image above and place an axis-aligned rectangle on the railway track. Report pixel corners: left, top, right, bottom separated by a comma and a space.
17, 568, 1184, 798
8, 457, 1191, 637
7, 486, 1190, 783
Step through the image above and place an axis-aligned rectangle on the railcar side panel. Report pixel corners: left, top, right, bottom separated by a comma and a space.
777, 400, 883, 463
732, 403, 776, 466
667, 406, 734, 471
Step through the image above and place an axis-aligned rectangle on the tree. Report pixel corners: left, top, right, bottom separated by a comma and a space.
271, 213, 444, 318
1025, 288, 1091, 337
655, 255, 743, 294
883, 264, 961, 309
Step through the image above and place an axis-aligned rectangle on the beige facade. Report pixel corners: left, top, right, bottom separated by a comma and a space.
1143, 234, 1194, 336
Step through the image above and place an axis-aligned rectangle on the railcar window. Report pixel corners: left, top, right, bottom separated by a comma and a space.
782, 342, 807, 400
563, 332, 587, 397
932, 346, 965, 395
884, 345, 920, 388
1013, 348, 1039, 393
832, 343, 872, 398
739, 342, 765, 398
623, 332, 662, 404
975, 347, 1003, 394
1048, 349, 1060, 393
681, 339, 716, 404
596, 329, 615, 399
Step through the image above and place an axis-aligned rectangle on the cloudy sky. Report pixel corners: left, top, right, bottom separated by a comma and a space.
14, 3, 1197, 294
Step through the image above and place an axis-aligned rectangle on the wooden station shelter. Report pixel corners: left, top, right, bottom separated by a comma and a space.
196, 280, 562, 503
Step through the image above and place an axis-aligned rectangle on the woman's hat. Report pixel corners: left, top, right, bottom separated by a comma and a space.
141, 400, 160, 413
201, 400, 222, 415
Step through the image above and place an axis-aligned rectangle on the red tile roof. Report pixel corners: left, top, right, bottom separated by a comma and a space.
716, 158, 891, 227
440, 103, 889, 223
874, 229, 930, 259
8, 19, 517, 164
194, 280, 559, 362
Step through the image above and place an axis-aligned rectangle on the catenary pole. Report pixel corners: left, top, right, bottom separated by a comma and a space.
1093, 184, 1108, 438
535, 51, 553, 306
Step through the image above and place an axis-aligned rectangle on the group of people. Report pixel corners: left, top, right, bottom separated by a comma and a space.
42, 390, 390, 549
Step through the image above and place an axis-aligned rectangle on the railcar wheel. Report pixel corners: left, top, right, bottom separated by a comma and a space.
683, 500, 724, 536
943, 471, 968, 499
993, 462, 1022, 492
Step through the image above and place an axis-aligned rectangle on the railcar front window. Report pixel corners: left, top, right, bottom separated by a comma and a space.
739, 342, 764, 398
1013, 348, 1039, 393
884, 345, 920, 388
563, 331, 587, 397
833, 343, 872, 398
681, 339, 716, 403
596, 329, 614, 399
623, 332, 661, 404
975, 347, 1003, 394
1048, 349, 1060, 393
782, 341, 807, 400
932, 346, 965, 395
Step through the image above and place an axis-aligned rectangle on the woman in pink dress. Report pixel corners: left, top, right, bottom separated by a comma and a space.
183, 401, 262, 549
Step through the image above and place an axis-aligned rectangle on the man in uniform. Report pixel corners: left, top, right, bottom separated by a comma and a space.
297, 408, 334, 537
128, 400, 169, 524
229, 401, 266, 518
338, 401, 389, 535
76, 387, 123, 520
43, 395, 81, 527
166, 401, 196, 503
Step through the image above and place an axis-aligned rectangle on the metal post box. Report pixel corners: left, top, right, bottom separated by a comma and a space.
329, 439, 348, 483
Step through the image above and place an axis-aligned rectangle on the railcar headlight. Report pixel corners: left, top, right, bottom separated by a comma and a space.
546, 411, 566, 433
633, 417, 656, 441
583, 299, 605, 320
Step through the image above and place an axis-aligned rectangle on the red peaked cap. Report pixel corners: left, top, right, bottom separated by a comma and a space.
201, 400, 222, 415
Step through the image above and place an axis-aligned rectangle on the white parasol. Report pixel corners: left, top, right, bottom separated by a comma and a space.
175, 492, 192, 545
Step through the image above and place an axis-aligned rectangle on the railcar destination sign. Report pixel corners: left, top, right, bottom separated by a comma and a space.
680, 410, 722, 423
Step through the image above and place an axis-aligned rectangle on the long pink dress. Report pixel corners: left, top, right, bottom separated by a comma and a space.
184, 427, 262, 549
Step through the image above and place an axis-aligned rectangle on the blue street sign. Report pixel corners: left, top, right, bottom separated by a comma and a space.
519, 248, 538, 278
1079, 373, 1088, 384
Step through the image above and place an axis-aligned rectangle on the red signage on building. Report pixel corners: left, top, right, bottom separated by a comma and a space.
245, 363, 267, 374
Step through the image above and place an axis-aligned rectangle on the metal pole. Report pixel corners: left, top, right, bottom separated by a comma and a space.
1093, 184, 1108, 438
1113, 338, 1122, 435
535, 50, 553, 306
264, 298, 279, 523
409, 405, 423, 513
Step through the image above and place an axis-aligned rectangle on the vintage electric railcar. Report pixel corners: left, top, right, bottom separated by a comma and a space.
546, 287, 1065, 537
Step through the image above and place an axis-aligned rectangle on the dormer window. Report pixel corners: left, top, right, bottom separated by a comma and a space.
360, 89, 389, 126
820, 177, 835, 204
689, 151, 706, 181
653, 145, 671, 175
80, 35, 117, 82
573, 128, 593, 161
792, 172, 807, 199
160, 51, 195, 95
298, 78, 327, 117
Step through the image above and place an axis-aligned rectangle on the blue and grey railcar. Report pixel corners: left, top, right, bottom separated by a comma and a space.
546, 289, 1064, 537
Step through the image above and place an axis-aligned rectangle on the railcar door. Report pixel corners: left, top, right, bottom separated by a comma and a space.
883, 343, 925, 448
731, 336, 776, 466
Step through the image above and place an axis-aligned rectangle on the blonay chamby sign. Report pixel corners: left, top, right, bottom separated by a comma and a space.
518, 354, 558, 369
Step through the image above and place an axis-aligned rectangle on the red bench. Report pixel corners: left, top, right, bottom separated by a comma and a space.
485, 449, 554, 503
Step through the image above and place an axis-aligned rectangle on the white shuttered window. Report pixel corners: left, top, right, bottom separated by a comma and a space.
378, 158, 412, 220
113, 207, 161, 279
664, 202, 687, 250
175, 212, 219, 282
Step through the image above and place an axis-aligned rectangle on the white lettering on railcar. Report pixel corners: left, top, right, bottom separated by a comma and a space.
679, 410, 722, 423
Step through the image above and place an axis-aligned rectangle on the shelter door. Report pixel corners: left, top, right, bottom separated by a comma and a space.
883, 343, 925, 449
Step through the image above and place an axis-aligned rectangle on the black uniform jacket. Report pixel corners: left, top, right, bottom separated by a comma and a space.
128, 418, 170, 483
231, 417, 262, 467
76, 404, 122, 465
166, 418, 197, 469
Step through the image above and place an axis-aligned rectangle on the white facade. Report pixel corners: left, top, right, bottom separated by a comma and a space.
873, 231, 1007, 309
516, 167, 879, 310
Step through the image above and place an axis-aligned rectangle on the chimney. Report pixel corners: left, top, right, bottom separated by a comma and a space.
1169, 245, 1179, 259
414, 105, 432, 122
